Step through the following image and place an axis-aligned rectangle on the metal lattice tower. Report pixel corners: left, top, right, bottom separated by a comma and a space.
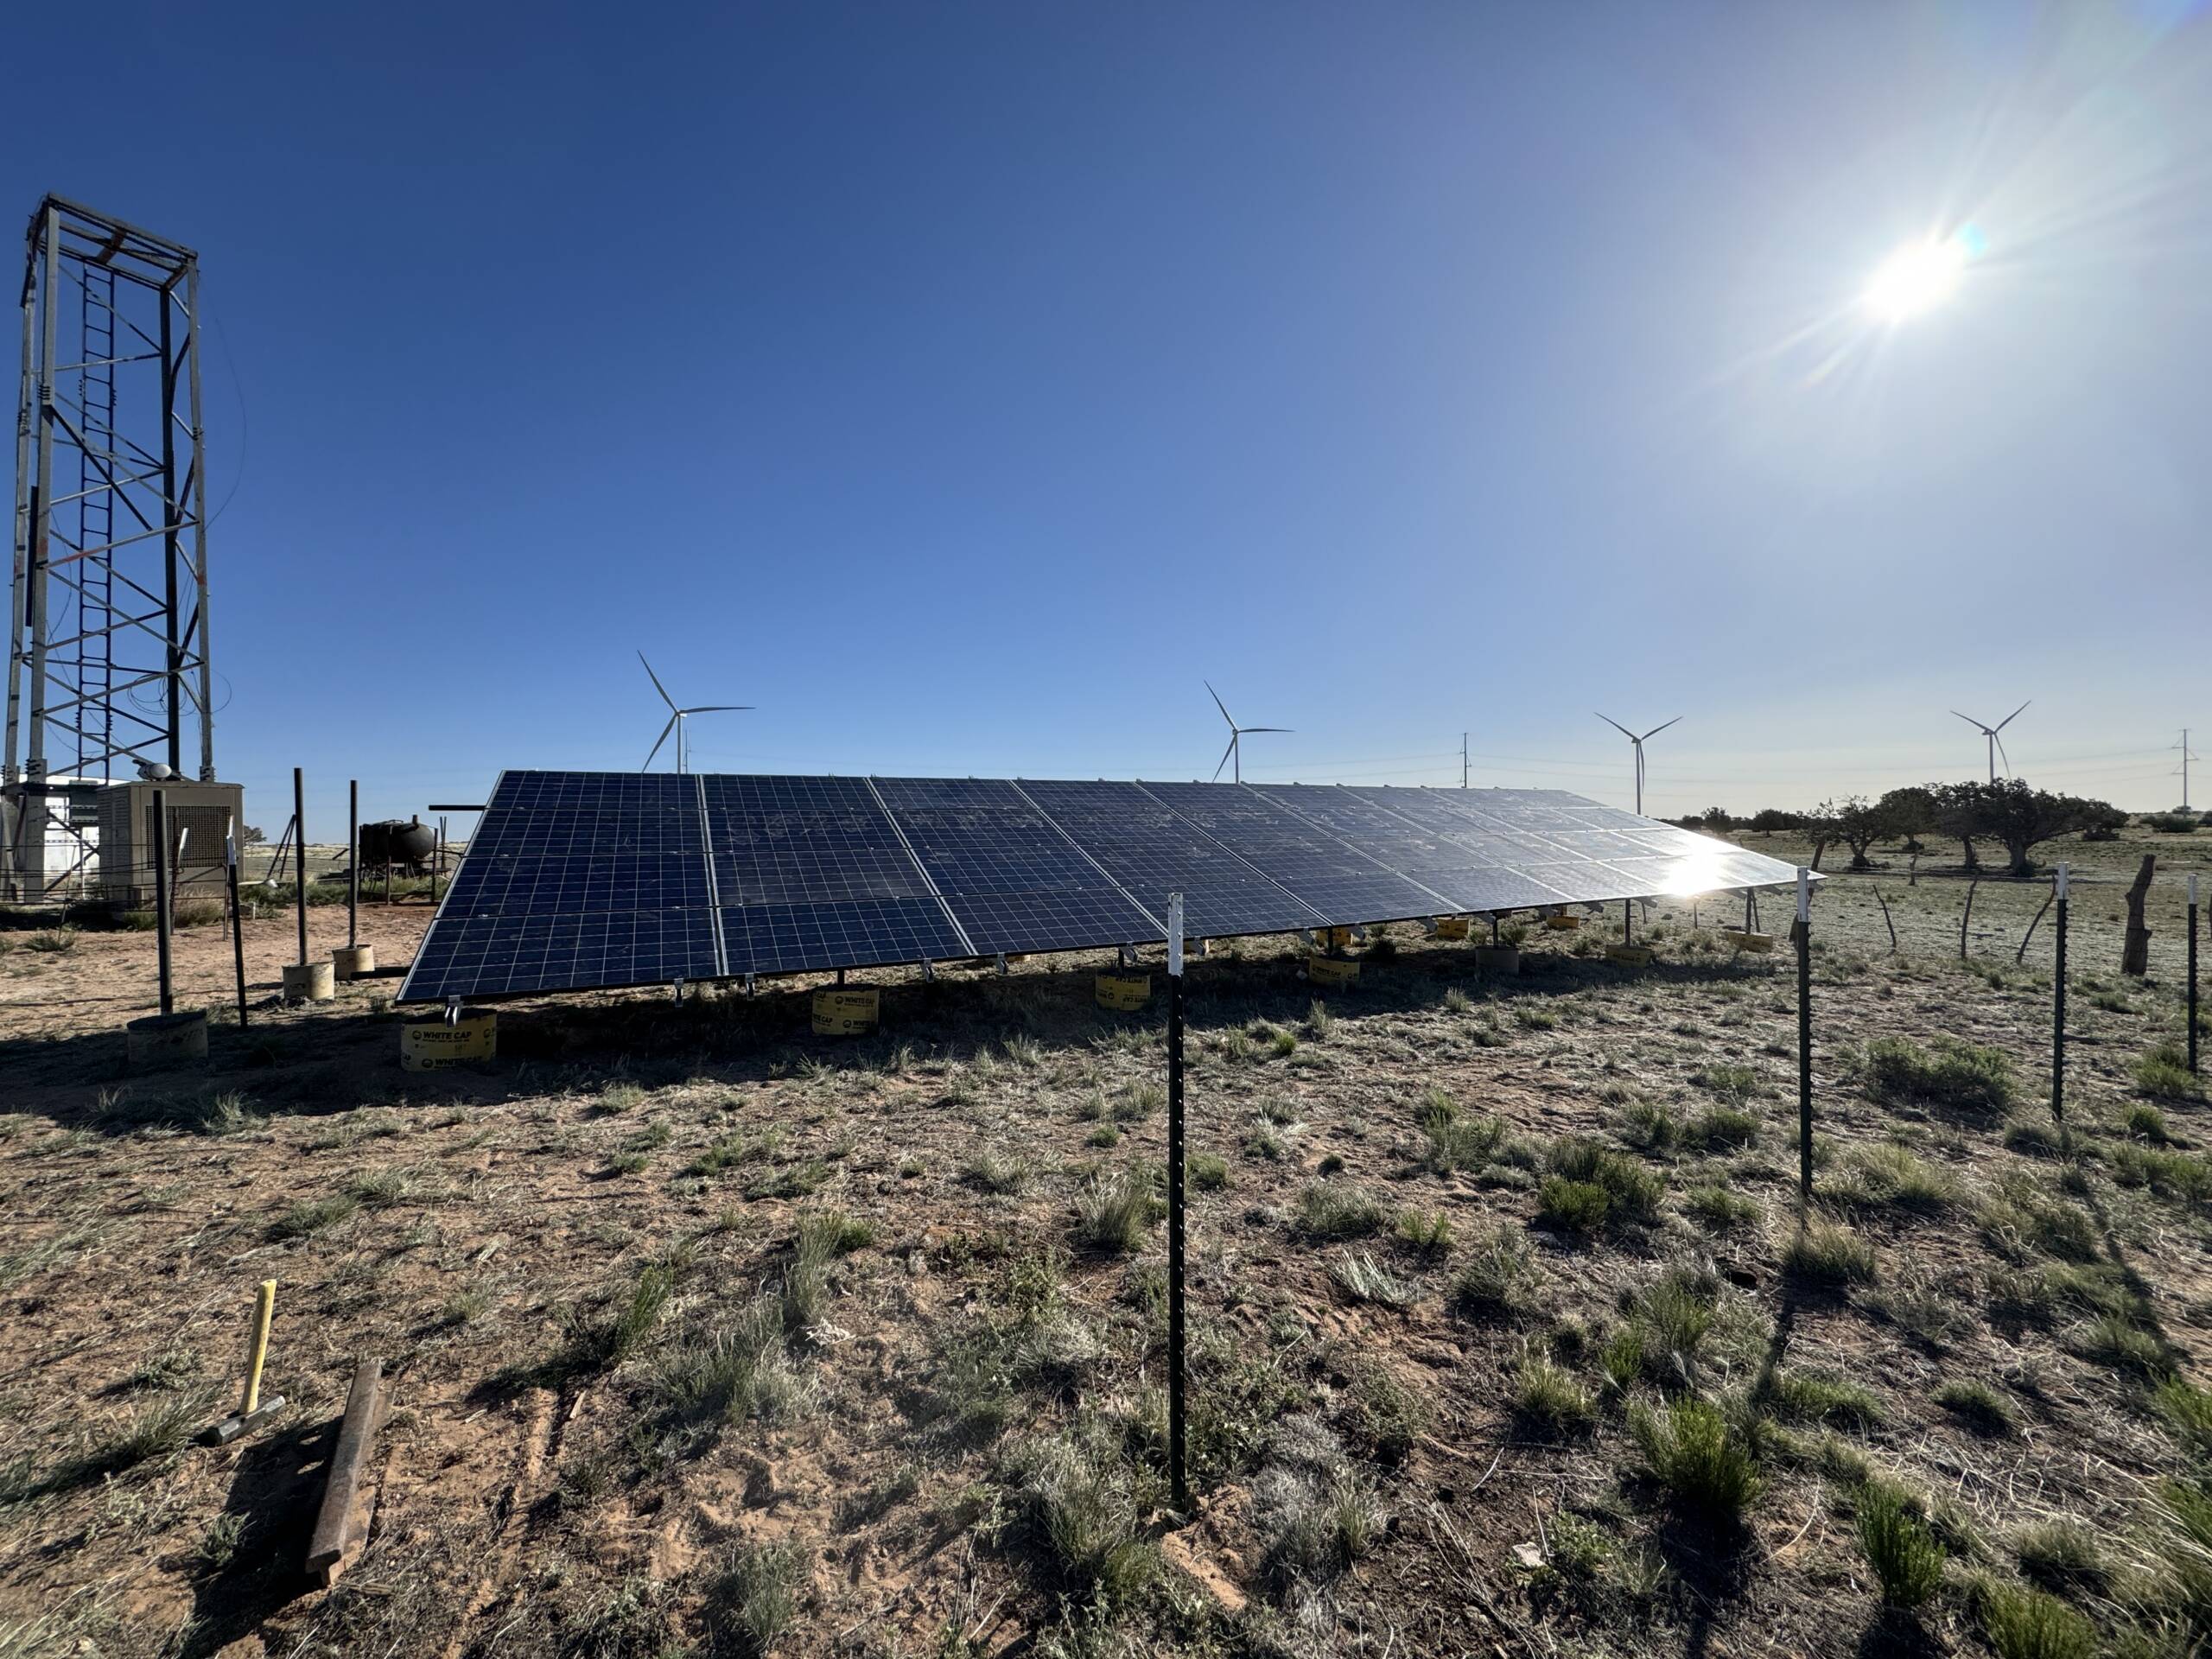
8, 196, 214, 792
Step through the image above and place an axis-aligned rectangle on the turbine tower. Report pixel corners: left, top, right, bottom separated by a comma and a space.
639, 652, 750, 774
1951, 701, 2029, 784
1595, 714, 1681, 817
1205, 683, 1288, 785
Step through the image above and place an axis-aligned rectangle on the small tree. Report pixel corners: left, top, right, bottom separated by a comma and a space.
1877, 785, 1939, 855
240, 824, 266, 845
1933, 782, 1986, 871
1808, 797, 1893, 871
1800, 803, 1842, 872
1943, 780, 2113, 876
1748, 808, 1800, 837
1698, 805, 1735, 833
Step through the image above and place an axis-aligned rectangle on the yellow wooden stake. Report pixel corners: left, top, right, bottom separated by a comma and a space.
240, 1280, 276, 1416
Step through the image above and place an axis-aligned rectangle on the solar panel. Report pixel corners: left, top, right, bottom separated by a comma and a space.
871, 777, 1162, 957
398, 773, 1807, 1002
1141, 781, 1457, 925
1016, 780, 1326, 940
702, 775, 970, 975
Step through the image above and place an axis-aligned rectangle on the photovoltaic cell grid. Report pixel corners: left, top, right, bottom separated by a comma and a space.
399, 773, 1805, 1001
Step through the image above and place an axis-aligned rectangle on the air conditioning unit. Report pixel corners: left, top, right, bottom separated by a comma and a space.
97, 780, 245, 913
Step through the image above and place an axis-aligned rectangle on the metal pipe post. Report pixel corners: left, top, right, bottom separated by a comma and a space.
347, 779, 359, 948
151, 787, 173, 1016
226, 818, 248, 1029
292, 767, 308, 967
1796, 870, 1812, 1204
2052, 862, 2069, 1122
1166, 891, 1188, 1511
2190, 874, 2200, 1077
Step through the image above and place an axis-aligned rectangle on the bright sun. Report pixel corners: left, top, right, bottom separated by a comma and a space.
1863, 233, 1971, 321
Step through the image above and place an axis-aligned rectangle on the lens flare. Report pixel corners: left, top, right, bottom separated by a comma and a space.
1863, 230, 1978, 321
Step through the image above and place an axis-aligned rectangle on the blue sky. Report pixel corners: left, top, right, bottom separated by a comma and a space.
9, 1, 2210, 834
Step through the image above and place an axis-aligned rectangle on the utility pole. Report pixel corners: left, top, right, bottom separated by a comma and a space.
1461, 733, 1468, 789
2177, 729, 2198, 811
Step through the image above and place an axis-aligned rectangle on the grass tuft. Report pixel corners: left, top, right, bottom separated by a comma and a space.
1974, 1579, 2094, 1659
1628, 1395, 1760, 1529
1072, 1166, 1160, 1255
1296, 1180, 1387, 1241
1857, 1484, 1946, 1608
1866, 1035, 2014, 1118
1934, 1378, 2016, 1437
1781, 1222, 1877, 1287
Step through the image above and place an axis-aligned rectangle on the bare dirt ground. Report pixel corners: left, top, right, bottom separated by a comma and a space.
3, 823, 2211, 1658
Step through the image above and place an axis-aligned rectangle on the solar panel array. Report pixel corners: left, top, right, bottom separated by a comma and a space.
400, 772, 1803, 1002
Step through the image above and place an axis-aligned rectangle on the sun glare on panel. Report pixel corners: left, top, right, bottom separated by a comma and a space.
1862, 227, 1980, 322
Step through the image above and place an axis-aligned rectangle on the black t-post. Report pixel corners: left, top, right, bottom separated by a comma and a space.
1166, 890, 1188, 1512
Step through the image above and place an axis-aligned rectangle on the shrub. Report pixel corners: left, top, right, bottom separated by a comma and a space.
1866, 1036, 2014, 1117
1188, 1152, 1228, 1191
1629, 1396, 1760, 1529
1974, 1580, 2094, 1659
1858, 1484, 1946, 1608
1782, 1223, 1877, 1287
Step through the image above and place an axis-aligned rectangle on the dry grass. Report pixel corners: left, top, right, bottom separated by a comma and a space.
2, 828, 2209, 1656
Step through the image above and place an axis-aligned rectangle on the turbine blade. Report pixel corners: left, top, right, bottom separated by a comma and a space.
1243, 727, 1291, 734
643, 714, 677, 771
1212, 734, 1236, 783
680, 705, 753, 714
1995, 699, 2031, 732
1950, 710, 1988, 732
1994, 733, 2012, 776
638, 651, 677, 712
1642, 715, 1683, 741
1595, 713, 1636, 740
1205, 680, 1235, 728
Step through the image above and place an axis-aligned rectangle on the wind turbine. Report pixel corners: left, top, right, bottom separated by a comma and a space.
1205, 682, 1289, 784
639, 652, 751, 774
1595, 713, 1681, 817
1951, 700, 2029, 784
